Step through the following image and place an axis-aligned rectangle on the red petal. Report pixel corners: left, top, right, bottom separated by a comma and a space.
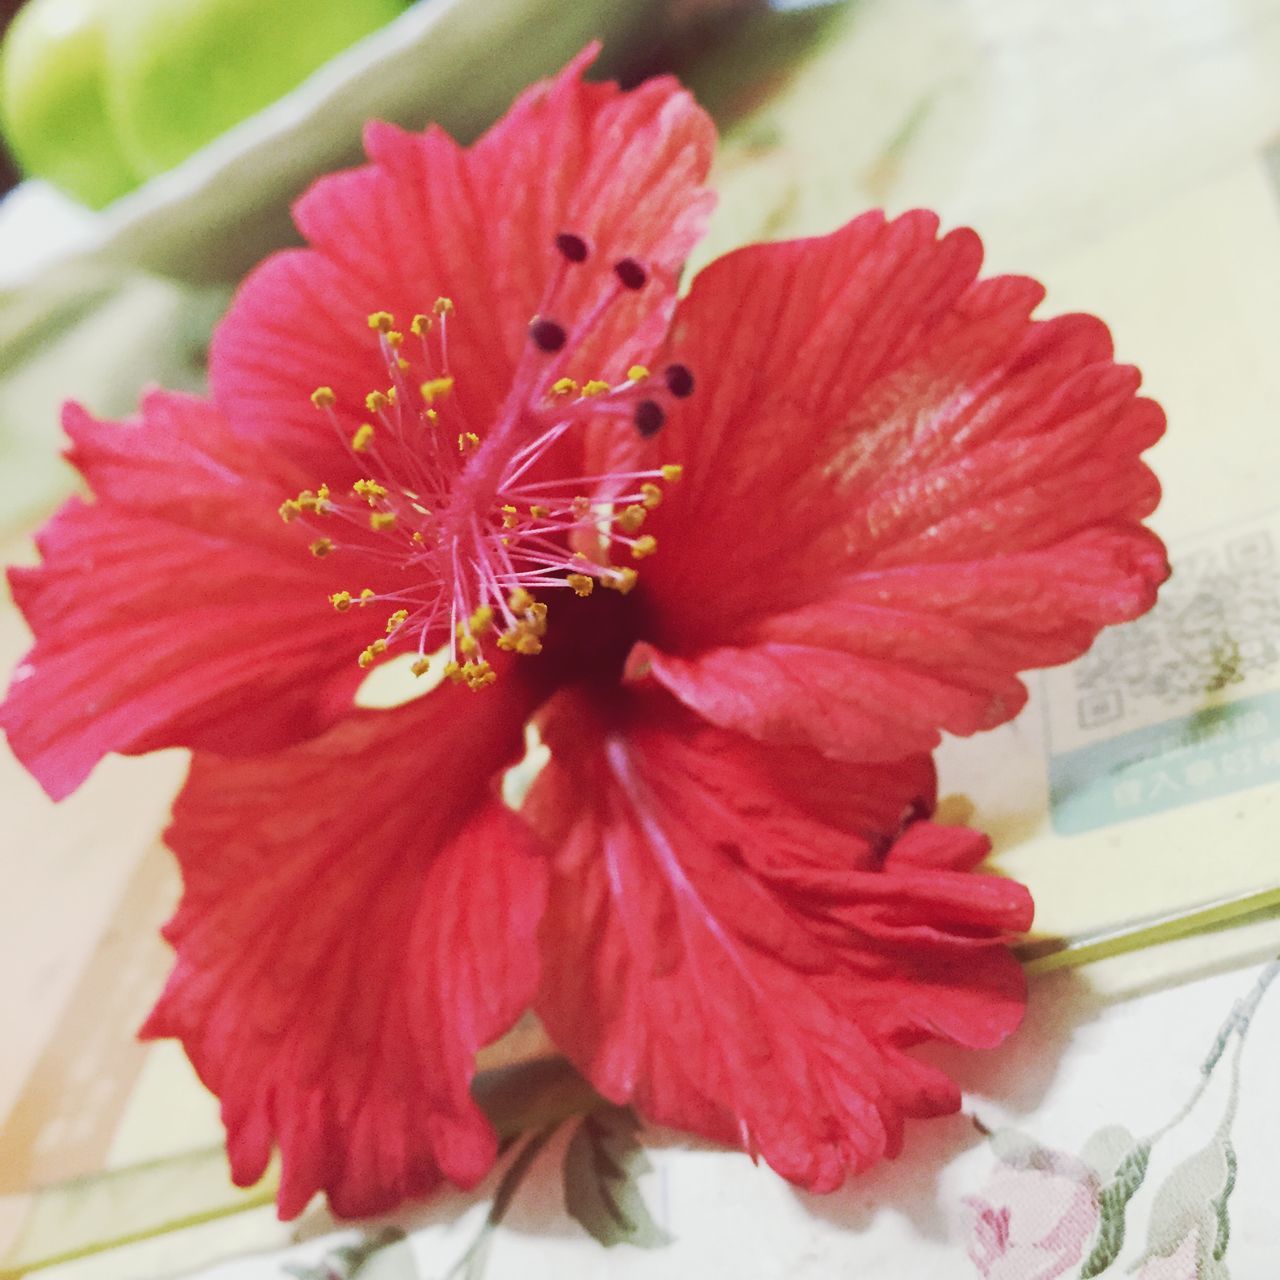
211, 48, 715, 461
1, 394, 392, 800
633, 210, 1168, 760
142, 679, 544, 1219
526, 691, 1031, 1191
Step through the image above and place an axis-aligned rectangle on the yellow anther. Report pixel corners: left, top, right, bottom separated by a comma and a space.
605, 567, 639, 594
316, 483, 331, 504
411, 530, 425, 544
626, 365, 650, 382
367, 311, 394, 332
330, 591, 353, 612
582, 380, 610, 397
353, 479, 389, 504
508, 587, 534, 613
386, 331, 404, 348
631, 534, 658, 560
433, 297, 454, 315
640, 482, 663, 508
279, 500, 300, 523
411, 656, 432, 677
661, 464, 684, 482
311, 386, 336, 409
359, 588, 376, 604
444, 660, 462, 682
572, 495, 591, 519
515, 633, 543, 655
458, 432, 480, 452
567, 573, 594, 597
397, 357, 410, 371
616, 504, 646, 534
309, 537, 333, 558
370, 511, 397, 532
420, 376, 455, 404
501, 504, 519, 530
386, 609, 409, 633
459, 634, 478, 655
461, 660, 496, 689
529, 601, 548, 628
470, 605, 494, 631
426, 409, 439, 423
366, 390, 388, 414
551, 377, 579, 397
357, 638, 388, 670
410, 313, 432, 336
529, 504, 550, 519
351, 423, 375, 452
386, 386, 398, 405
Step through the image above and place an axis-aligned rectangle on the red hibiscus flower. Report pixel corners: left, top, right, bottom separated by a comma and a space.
1, 50, 1166, 1219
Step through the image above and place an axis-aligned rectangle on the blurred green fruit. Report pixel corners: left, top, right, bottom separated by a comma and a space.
0, 0, 141, 209
104, 0, 408, 179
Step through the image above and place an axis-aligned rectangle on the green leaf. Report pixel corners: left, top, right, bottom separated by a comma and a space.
1080, 1141, 1151, 1277
562, 1108, 671, 1250
284, 1228, 412, 1280
1212, 1141, 1237, 1261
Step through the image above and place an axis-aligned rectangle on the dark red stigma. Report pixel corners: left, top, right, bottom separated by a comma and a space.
634, 399, 666, 437
529, 317, 568, 351
614, 258, 648, 290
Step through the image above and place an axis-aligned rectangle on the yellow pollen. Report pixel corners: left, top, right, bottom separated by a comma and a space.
386, 331, 404, 348
366, 391, 388, 414
311, 386, 336, 409
420, 376, 455, 404
501, 504, 519, 529
627, 365, 650, 382
386, 386, 398, 405
631, 534, 657, 559
358, 638, 389, 669
529, 504, 550, 519
572, 495, 591, 518
508, 587, 534, 613
470, 605, 494, 631
367, 311, 394, 332
433, 297, 454, 315
662, 464, 684, 482
359, 588, 376, 604
551, 377, 579, 397
412, 530, 425, 544
411, 656, 432, 677
458, 432, 480, 452
309, 537, 333, 558
352, 423, 375, 452
426, 409, 439, 423
640, 482, 663, 509
397, 357, 411, 371
605, 567, 639, 594
370, 511, 397, 532
330, 591, 353, 612
444, 660, 462, 681
386, 609, 409, 633
530, 601, 548, 627
616, 504, 646, 534
582, 380, 610, 397
410, 313, 432, 336
279, 500, 299, 523
353, 479, 388, 504
515, 633, 543, 655
567, 573, 594, 597
459, 634, 478, 655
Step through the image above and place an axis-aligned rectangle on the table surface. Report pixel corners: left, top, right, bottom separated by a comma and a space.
3, 1, 1280, 1276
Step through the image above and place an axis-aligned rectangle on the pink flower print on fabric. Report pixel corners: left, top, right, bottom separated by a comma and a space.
964, 1146, 1101, 1280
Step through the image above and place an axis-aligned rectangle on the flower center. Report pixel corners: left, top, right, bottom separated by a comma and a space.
278, 234, 695, 691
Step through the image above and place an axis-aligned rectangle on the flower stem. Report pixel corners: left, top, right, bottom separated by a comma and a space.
1017, 884, 1280, 975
